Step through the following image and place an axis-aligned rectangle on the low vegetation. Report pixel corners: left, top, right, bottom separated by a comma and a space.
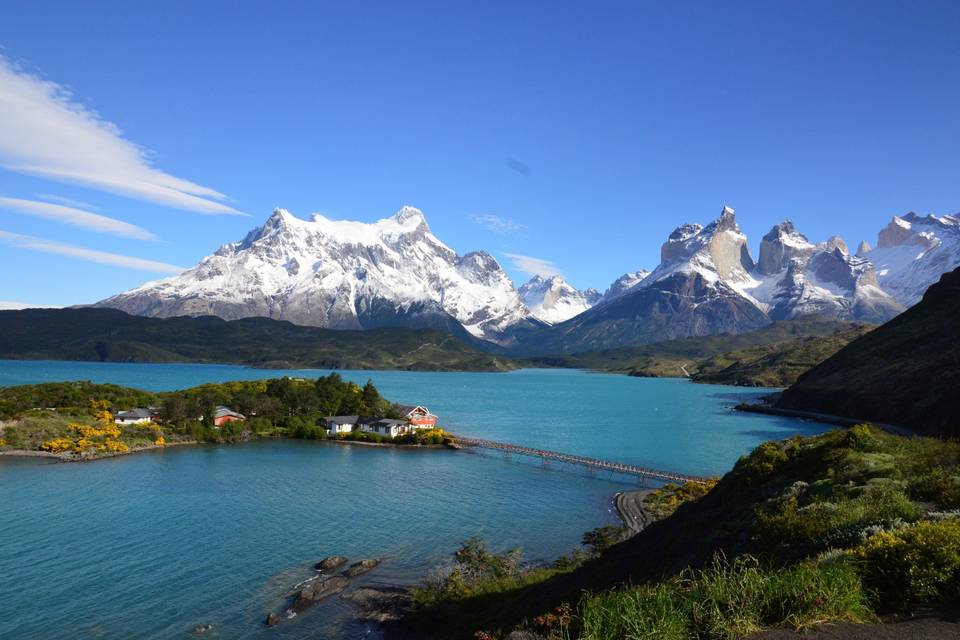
0, 375, 435, 458
527, 319, 872, 387
397, 424, 960, 639
0, 307, 515, 371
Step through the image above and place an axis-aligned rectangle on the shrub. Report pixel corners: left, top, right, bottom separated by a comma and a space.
852, 520, 960, 610
39, 437, 72, 453
737, 439, 800, 485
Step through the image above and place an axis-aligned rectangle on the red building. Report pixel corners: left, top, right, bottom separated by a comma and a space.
214, 406, 246, 427
397, 405, 437, 428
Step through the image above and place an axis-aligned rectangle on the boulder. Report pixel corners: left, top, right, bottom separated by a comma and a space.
265, 612, 279, 627
341, 558, 380, 578
191, 624, 213, 635
343, 587, 413, 623
314, 555, 348, 572
291, 576, 349, 612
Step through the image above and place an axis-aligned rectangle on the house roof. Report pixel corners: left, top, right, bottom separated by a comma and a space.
214, 406, 245, 419
116, 408, 152, 419
375, 418, 408, 426
396, 404, 430, 416
325, 415, 360, 425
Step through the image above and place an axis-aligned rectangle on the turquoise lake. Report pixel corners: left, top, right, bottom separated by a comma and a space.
0, 361, 831, 639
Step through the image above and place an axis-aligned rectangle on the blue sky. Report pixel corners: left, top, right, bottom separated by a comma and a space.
1, 1, 958, 306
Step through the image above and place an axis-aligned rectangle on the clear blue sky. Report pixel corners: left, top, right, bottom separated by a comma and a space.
1, 0, 958, 306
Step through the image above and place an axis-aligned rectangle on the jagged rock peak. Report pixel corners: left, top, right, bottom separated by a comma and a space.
856, 240, 872, 257
757, 220, 814, 276
716, 205, 738, 231
393, 205, 428, 227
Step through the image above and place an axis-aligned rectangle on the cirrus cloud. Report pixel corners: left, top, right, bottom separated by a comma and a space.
0, 230, 184, 274
0, 196, 158, 240
468, 213, 527, 235
504, 253, 562, 278
0, 56, 245, 216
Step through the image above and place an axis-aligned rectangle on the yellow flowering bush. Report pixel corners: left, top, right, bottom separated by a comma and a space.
0, 438, 6, 448
154, 436, 165, 446
40, 438, 73, 453
852, 520, 960, 609
104, 439, 129, 453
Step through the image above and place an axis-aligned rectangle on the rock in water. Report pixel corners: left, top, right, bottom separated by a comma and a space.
265, 612, 279, 627
342, 558, 381, 578
314, 555, 348, 572
291, 576, 350, 612
191, 624, 213, 635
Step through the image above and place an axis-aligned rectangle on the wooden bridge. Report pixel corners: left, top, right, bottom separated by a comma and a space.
452, 436, 708, 484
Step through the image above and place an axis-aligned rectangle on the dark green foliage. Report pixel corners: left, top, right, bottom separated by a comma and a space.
0, 307, 515, 371
0, 381, 158, 419
581, 526, 626, 554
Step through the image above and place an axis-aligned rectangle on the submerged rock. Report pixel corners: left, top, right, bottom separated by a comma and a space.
265, 612, 279, 627
315, 555, 348, 572
342, 558, 380, 578
191, 623, 213, 635
291, 576, 349, 612
343, 587, 414, 623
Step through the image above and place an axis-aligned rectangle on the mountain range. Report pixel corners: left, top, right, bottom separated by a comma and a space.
98, 205, 960, 353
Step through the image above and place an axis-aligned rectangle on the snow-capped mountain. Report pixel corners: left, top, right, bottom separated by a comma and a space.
600, 269, 651, 302
862, 213, 960, 307
98, 206, 534, 343
513, 206, 927, 354
741, 221, 903, 323
518, 275, 600, 324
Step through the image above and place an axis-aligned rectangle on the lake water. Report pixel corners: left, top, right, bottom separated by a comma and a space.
0, 361, 831, 639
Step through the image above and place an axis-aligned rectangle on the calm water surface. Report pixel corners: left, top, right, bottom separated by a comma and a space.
0, 361, 831, 639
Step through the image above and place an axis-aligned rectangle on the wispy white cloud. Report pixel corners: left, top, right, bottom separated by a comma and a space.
0, 196, 158, 240
0, 300, 61, 310
0, 56, 246, 216
504, 253, 562, 278
468, 213, 527, 235
36, 193, 100, 211
0, 230, 184, 274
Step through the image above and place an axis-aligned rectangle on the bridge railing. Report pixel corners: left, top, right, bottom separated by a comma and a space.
452, 436, 708, 484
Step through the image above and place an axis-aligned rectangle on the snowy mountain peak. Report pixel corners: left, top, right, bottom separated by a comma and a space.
98, 206, 533, 343
601, 269, 652, 302
518, 274, 599, 324
866, 211, 960, 305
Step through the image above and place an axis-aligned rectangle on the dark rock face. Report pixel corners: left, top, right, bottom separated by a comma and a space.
342, 558, 381, 578
291, 576, 350, 612
344, 587, 414, 623
315, 555, 348, 572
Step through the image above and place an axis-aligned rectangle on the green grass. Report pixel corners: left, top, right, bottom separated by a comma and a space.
579, 555, 874, 640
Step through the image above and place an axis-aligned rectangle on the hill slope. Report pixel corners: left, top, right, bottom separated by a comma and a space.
531, 318, 870, 386
776, 266, 960, 435
0, 308, 515, 371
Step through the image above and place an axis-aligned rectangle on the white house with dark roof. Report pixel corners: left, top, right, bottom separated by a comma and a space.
114, 408, 153, 426
324, 415, 361, 435
361, 418, 411, 438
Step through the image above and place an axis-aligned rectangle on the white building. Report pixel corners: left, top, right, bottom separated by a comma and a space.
324, 415, 361, 435
114, 408, 154, 426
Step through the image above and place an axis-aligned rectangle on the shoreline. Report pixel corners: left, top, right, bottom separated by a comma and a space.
0, 436, 454, 463
736, 403, 913, 437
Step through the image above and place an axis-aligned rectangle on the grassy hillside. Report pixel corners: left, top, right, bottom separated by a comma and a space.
777, 267, 960, 435
0, 308, 515, 372
396, 425, 960, 639
690, 323, 874, 387
529, 319, 871, 387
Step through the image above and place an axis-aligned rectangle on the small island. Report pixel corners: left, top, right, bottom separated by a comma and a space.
0, 374, 449, 460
